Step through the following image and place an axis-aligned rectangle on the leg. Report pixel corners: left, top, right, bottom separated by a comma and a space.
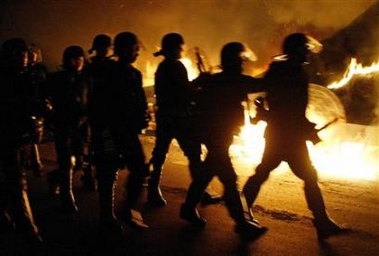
212, 147, 266, 237
148, 119, 174, 207
91, 126, 124, 235
30, 143, 43, 177
95, 158, 124, 235
5, 151, 43, 244
122, 134, 149, 229
288, 144, 345, 240
180, 161, 212, 227
54, 128, 78, 213
177, 132, 222, 205
243, 148, 281, 209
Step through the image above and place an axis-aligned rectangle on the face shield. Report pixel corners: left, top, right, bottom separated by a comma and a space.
306, 35, 323, 54
240, 44, 258, 62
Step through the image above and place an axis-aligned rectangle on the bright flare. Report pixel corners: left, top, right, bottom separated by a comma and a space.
327, 58, 379, 89
231, 107, 378, 182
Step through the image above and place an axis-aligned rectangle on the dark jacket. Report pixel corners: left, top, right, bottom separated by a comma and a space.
108, 62, 148, 133
154, 58, 192, 114
263, 59, 313, 142
195, 72, 262, 139
0, 63, 48, 148
48, 67, 90, 128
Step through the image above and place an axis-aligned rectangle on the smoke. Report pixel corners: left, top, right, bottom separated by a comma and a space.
0, 0, 376, 73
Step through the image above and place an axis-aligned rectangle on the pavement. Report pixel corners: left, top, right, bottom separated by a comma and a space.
1, 133, 379, 256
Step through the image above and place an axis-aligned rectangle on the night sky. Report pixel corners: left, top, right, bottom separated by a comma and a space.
0, 0, 376, 76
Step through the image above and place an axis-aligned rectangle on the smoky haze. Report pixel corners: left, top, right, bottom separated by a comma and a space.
0, 0, 376, 78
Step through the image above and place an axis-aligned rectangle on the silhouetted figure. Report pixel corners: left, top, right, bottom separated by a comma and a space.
78, 34, 116, 192
47, 45, 90, 214
0, 38, 44, 247
27, 43, 49, 178
148, 33, 221, 207
242, 33, 347, 240
180, 42, 267, 239
90, 32, 150, 234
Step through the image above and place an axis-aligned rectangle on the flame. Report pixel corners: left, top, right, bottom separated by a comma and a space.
180, 58, 199, 81
232, 110, 378, 181
143, 60, 155, 86
327, 58, 379, 89
147, 57, 379, 182
143, 58, 200, 86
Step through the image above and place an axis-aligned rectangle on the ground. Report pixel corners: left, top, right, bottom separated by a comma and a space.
1, 134, 378, 256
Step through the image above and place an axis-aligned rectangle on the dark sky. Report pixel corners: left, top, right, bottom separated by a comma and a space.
0, 0, 376, 79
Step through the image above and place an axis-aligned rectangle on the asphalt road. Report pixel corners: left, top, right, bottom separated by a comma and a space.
1, 134, 378, 256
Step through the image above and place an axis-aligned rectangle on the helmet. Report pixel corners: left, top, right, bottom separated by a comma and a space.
113, 32, 139, 56
89, 34, 111, 54
282, 33, 322, 55
154, 33, 184, 56
1, 38, 29, 59
221, 42, 256, 71
162, 33, 184, 51
62, 45, 85, 69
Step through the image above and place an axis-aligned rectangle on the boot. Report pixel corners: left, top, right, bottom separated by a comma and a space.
0, 211, 16, 232
313, 218, 348, 240
98, 213, 125, 244
98, 180, 117, 223
147, 166, 167, 207
179, 203, 206, 227
304, 181, 349, 240
235, 220, 267, 239
224, 184, 266, 238
123, 207, 149, 230
30, 143, 43, 177
46, 169, 60, 195
59, 168, 78, 214
81, 164, 97, 192
201, 187, 223, 205
10, 184, 43, 245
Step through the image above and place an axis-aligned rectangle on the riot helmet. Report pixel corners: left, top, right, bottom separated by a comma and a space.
154, 32, 184, 58
88, 34, 112, 54
220, 42, 256, 73
1, 38, 29, 68
282, 33, 322, 56
113, 32, 140, 63
62, 45, 86, 71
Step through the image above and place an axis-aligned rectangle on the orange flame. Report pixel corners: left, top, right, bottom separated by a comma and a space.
146, 57, 378, 182
327, 58, 379, 89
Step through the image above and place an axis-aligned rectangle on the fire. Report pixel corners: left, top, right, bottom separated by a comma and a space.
232, 110, 378, 182
143, 58, 200, 86
146, 56, 379, 182
180, 58, 200, 81
327, 58, 379, 89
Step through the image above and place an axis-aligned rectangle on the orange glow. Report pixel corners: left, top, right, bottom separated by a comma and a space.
327, 58, 379, 89
180, 57, 199, 81
232, 111, 378, 181
148, 57, 379, 182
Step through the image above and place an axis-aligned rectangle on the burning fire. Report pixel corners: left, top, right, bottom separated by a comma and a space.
232, 56, 379, 182
327, 58, 379, 89
145, 56, 379, 182
231, 109, 378, 181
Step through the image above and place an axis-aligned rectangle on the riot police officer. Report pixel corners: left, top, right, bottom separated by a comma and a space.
48, 45, 91, 214
148, 33, 221, 207
242, 33, 347, 240
0, 38, 44, 246
179, 42, 267, 238
90, 31, 149, 234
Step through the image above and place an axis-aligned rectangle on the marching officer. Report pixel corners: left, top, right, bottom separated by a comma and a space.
0, 38, 44, 246
48, 45, 91, 213
242, 33, 347, 240
179, 42, 267, 238
90, 31, 150, 234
